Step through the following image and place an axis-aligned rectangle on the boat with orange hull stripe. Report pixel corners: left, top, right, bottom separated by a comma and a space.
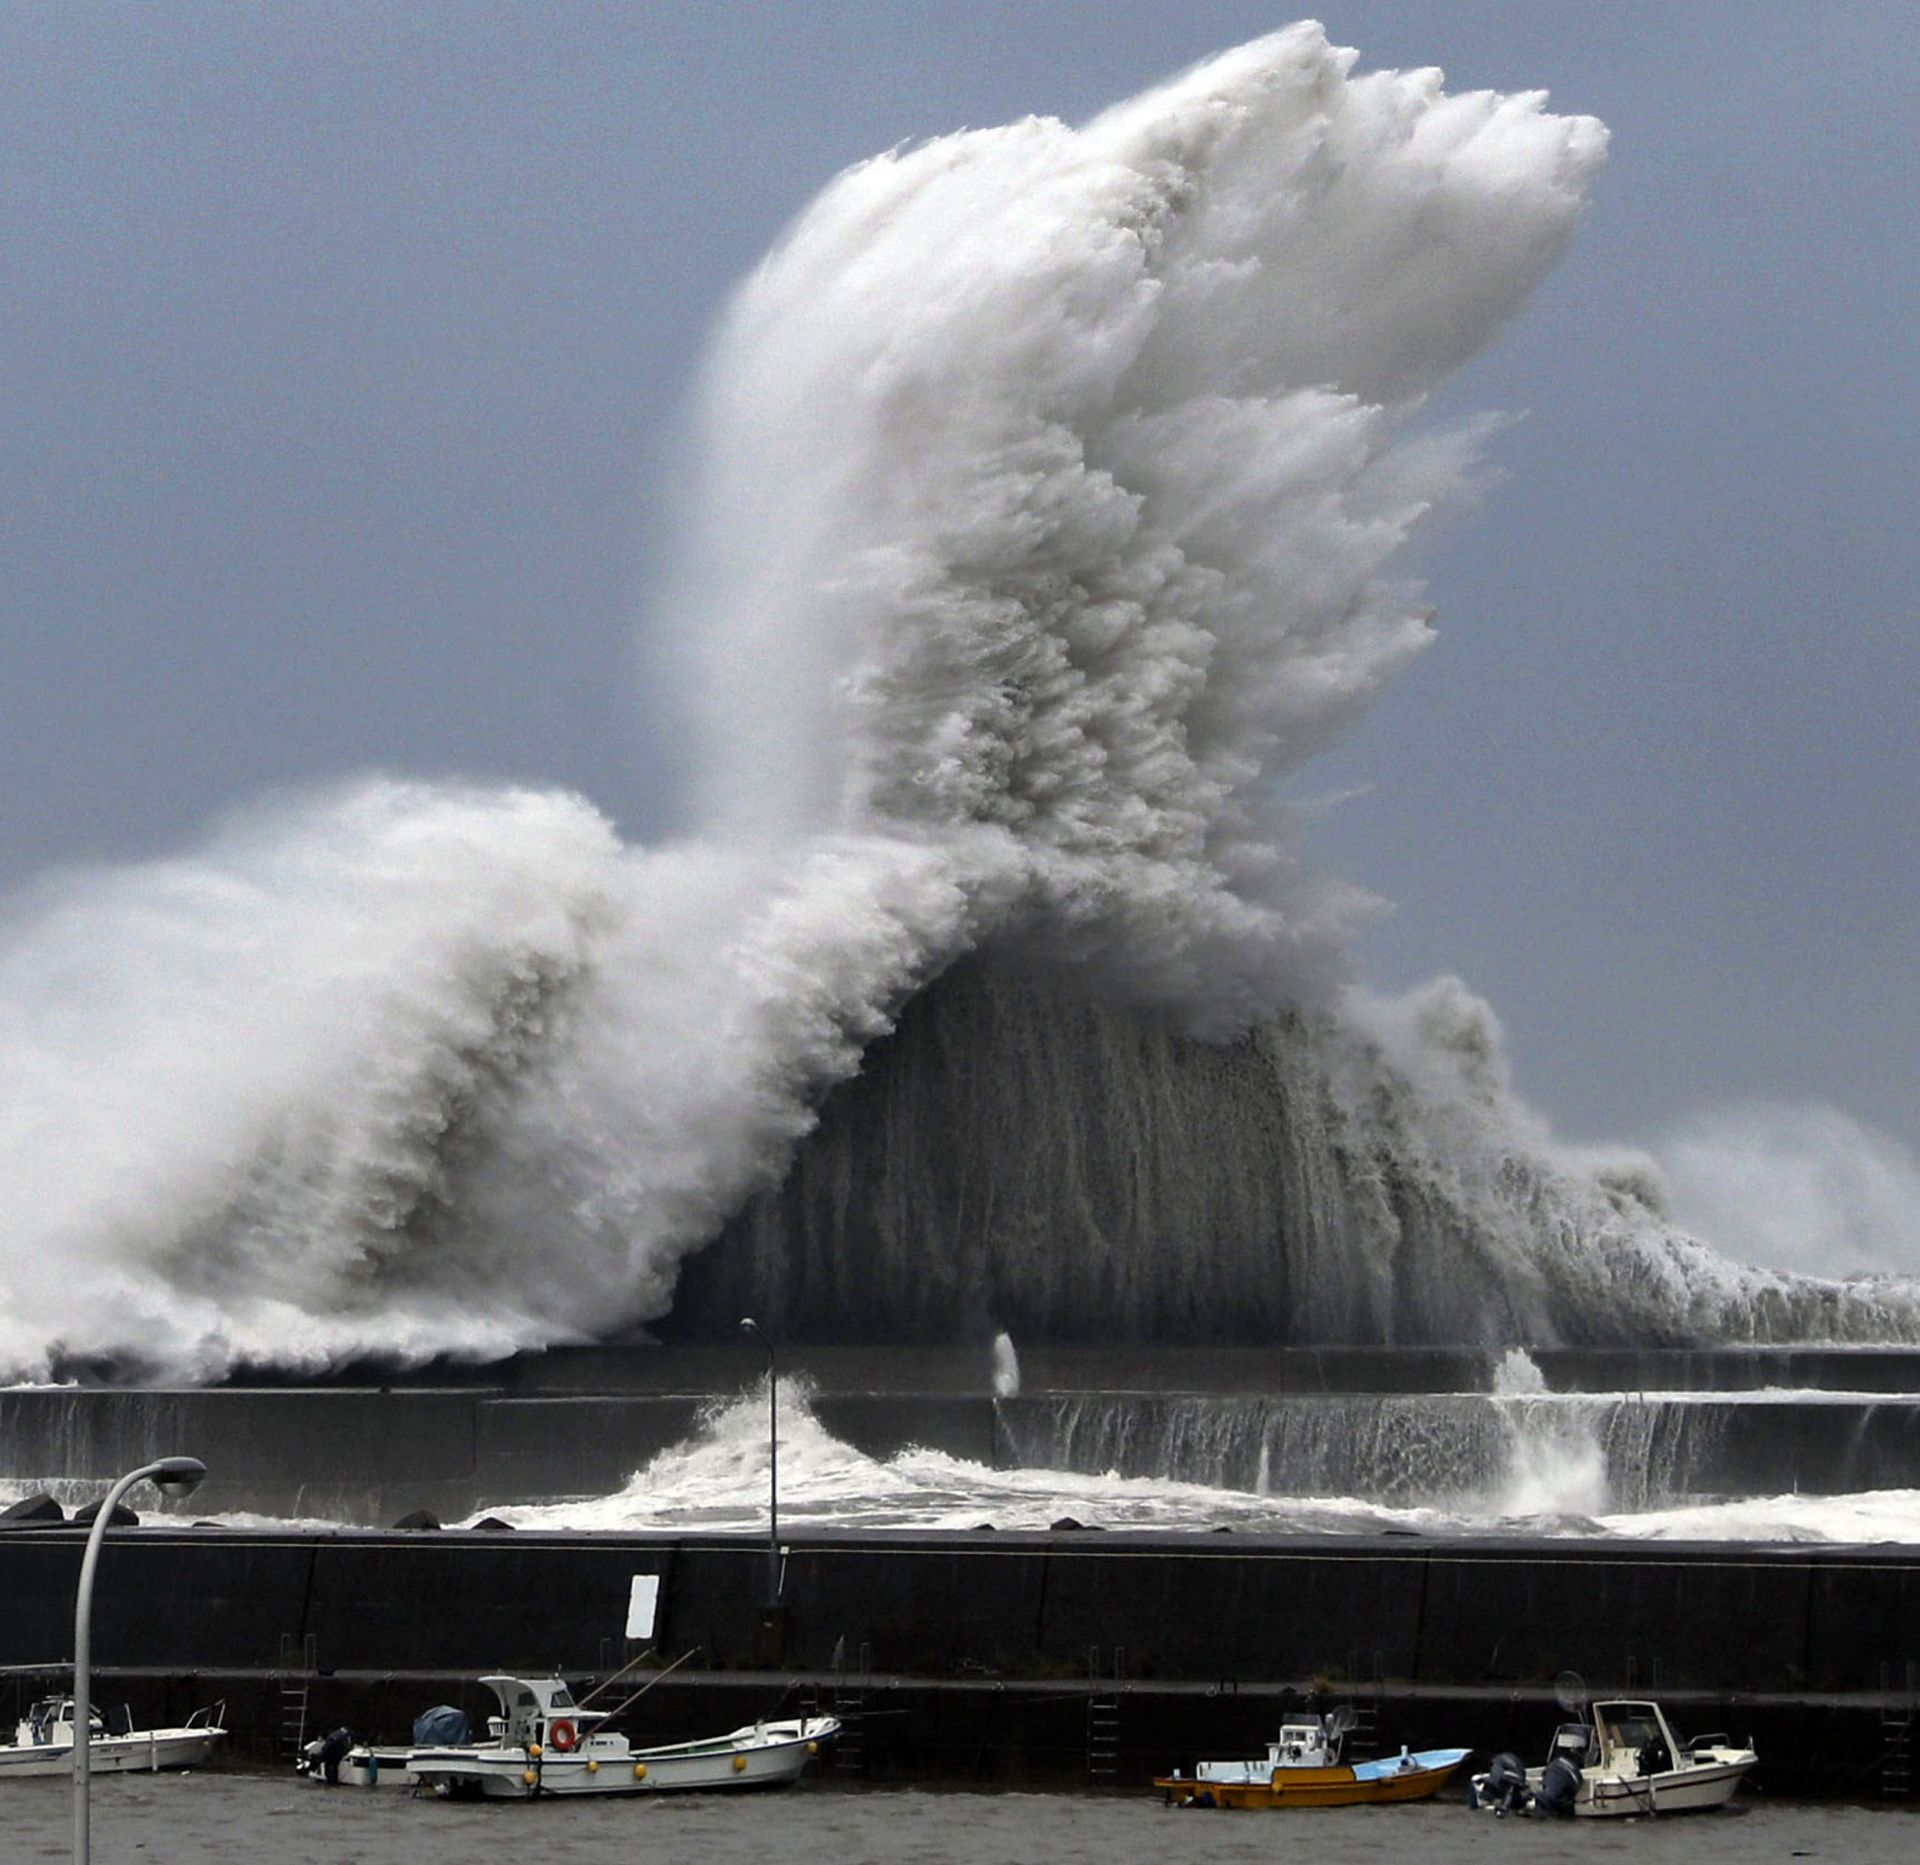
1155, 1709, 1468, 1809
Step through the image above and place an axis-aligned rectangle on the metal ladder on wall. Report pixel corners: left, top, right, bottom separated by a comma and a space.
1086, 1646, 1125, 1783
1344, 1648, 1384, 1761
829, 1639, 870, 1777
277, 1633, 317, 1759
1882, 1660, 1915, 1799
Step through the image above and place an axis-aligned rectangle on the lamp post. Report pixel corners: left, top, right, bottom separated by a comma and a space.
73, 1456, 206, 1865
738, 1318, 779, 1610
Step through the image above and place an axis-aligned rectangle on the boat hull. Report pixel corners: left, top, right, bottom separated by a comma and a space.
0, 1730, 222, 1779
1574, 1757, 1755, 1817
408, 1718, 836, 1799
1158, 1748, 1468, 1809
297, 1745, 417, 1788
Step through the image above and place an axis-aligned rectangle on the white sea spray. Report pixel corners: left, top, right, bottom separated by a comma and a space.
0, 26, 1907, 1378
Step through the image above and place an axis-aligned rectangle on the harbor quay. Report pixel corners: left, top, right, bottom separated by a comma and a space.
0, 1524, 1915, 1798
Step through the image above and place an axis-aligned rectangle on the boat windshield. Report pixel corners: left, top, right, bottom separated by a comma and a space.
27, 1700, 103, 1738
1596, 1708, 1663, 1752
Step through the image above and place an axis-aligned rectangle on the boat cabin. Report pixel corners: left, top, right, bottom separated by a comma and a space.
1192, 1713, 1342, 1782
1268, 1718, 1341, 1768
474, 1675, 605, 1749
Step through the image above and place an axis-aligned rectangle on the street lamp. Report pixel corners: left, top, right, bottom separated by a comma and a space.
738, 1318, 780, 1610
73, 1456, 206, 1865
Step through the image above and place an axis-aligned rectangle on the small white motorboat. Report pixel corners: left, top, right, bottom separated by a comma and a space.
0, 1696, 225, 1779
296, 1732, 416, 1788
1470, 1694, 1756, 1818
389, 1674, 837, 1799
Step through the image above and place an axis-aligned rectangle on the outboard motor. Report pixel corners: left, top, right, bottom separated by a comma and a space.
1535, 1754, 1582, 1815
1475, 1752, 1532, 1816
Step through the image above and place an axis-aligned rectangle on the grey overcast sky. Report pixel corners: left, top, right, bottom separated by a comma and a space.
2, 3, 1914, 1171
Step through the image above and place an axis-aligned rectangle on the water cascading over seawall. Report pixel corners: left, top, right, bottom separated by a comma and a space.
664, 957, 1916, 1349
995, 1393, 1775, 1512
669, 959, 1474, 1344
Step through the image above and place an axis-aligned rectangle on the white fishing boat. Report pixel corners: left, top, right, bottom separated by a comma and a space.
397, 1674, 837, 1799
1471, 1691, 1756, 1818
0, 1696, 225, 1779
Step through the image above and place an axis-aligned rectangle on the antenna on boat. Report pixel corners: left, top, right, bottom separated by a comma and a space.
1554, 1670, 1590, 1721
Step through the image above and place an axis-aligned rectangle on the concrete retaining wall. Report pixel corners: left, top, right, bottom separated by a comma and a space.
2, 1526, 1915, 1695
5, 1526, 1914, 1797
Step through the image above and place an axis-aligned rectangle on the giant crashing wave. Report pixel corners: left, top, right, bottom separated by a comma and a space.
1, 25, 1912, 1381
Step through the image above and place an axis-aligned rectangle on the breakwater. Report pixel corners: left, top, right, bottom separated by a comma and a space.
1, 1524, 1916, 1797
7, 1346, 1920, 1524
7, 1523, 1912, 1695
7, 1387, 1920, 1523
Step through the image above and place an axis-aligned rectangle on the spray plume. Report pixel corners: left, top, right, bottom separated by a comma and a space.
0, 26, 1906, 1378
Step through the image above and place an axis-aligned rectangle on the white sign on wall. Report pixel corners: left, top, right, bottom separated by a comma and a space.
626, 1572, 661, 1642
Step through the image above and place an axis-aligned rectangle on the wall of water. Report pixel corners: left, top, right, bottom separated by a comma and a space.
667, 959, 1915, 1349
667, 960, 1518, 1344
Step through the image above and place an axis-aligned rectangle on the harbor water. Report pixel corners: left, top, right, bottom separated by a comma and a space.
5, 1775, 1917, 1865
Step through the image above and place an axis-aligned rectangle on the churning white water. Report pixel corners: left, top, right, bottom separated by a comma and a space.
463, 1384, 1920, 1545
0, 25, 1911, 1379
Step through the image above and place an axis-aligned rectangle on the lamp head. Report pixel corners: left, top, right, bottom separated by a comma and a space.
739, 1316, 776, 1368
149, 1457, 207, 1497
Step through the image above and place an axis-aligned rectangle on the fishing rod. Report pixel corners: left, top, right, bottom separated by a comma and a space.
596, 1645, 702, 1726
569, 1645, 657, 1714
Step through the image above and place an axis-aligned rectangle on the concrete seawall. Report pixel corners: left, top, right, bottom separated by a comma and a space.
6, 1525, 1915, 1692
2, 1525, 1915, 1796
0, 1386, 1000, 1521
209, 1342, 1920, 1394
5, 1375, 1918, 1522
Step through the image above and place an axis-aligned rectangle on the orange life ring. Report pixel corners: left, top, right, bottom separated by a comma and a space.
548, 1719, 577, 1752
